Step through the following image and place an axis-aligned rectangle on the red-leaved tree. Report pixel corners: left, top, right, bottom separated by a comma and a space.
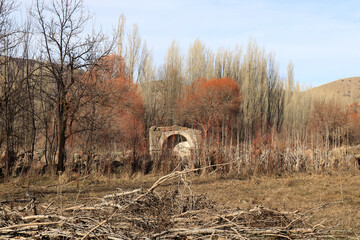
178, 77, 241, 136
74, 54, 145, 165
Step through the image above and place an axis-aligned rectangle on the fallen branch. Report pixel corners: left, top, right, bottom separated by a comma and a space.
0, 199, 33, 204
0, 221, 60, 230
103, 189, 142, 199
0, 164, 355, 239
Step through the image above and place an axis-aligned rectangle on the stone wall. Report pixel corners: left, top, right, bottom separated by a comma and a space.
149, 125, 201, 160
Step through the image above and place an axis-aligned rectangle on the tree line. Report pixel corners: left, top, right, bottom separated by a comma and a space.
0, 0, 359, 177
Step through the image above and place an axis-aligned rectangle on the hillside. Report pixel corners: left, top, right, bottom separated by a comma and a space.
308, 77, 360, 104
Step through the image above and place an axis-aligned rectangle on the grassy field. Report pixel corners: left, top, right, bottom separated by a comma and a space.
1, 171, 359, 237
191, 173, 360, 235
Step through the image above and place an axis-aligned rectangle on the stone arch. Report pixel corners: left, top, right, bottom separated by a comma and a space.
149, 125, 201, 161
159, 134, 187, 160
159, 131, 195, 152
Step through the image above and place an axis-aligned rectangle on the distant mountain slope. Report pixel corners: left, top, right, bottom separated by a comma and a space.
308, 77, 360, 104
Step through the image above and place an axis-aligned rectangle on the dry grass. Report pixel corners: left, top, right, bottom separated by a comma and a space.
0, 171, 359, 237
308, 76, 360, 104
189, 172, 360, 235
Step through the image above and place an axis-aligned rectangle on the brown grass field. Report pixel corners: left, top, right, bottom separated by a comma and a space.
0, 171, 359, 238
191, 173, 360, 234
308, 76, 360, 104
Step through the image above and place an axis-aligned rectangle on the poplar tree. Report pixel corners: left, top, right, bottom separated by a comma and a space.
160, 40, 184, 125
186, 39, 208, 84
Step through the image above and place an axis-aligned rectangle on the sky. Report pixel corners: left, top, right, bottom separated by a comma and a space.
21, 0, 360, 87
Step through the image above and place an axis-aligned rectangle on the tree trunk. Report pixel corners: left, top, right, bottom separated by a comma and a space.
57, 100, 67, 173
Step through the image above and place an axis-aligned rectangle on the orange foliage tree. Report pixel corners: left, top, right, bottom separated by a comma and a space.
75, 54, 145, 159
178, 78, 241, 136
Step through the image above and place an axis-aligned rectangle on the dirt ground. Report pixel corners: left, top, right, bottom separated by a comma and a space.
0, 171, 359, 238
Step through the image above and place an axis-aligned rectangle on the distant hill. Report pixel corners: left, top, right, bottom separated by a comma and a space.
308, 77, 360, 104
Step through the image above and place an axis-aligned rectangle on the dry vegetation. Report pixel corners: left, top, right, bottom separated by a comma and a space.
308, 77, 360, 105
191, 173, 360, 234
0, 171, 359, 239
1, 0, 360, 179
1, 0, 360, 239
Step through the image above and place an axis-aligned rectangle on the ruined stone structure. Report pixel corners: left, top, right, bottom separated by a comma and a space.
149, 125, 202, 160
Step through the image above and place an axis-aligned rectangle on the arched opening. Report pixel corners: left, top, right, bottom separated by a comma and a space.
162, 134, 187, 155
160, 134, 190, 171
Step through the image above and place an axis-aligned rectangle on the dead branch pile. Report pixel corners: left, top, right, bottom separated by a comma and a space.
0, 171, 354, 239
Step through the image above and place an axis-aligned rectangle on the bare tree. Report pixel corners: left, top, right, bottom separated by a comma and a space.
0, 0, 25, 176
138, 51, 158, 128
215, 47, 233, 78
160, 40, 184, 125
31, 0, 113, 172
125, 23, 141, 82
186, 38, 209, 84
0, 0, 18, 52
116, 14, 126, 57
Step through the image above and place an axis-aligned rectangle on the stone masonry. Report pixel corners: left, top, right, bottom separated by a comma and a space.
149, 125, 201, 160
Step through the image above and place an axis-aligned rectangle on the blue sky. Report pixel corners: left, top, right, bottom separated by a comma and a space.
22, 0, 360, 87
